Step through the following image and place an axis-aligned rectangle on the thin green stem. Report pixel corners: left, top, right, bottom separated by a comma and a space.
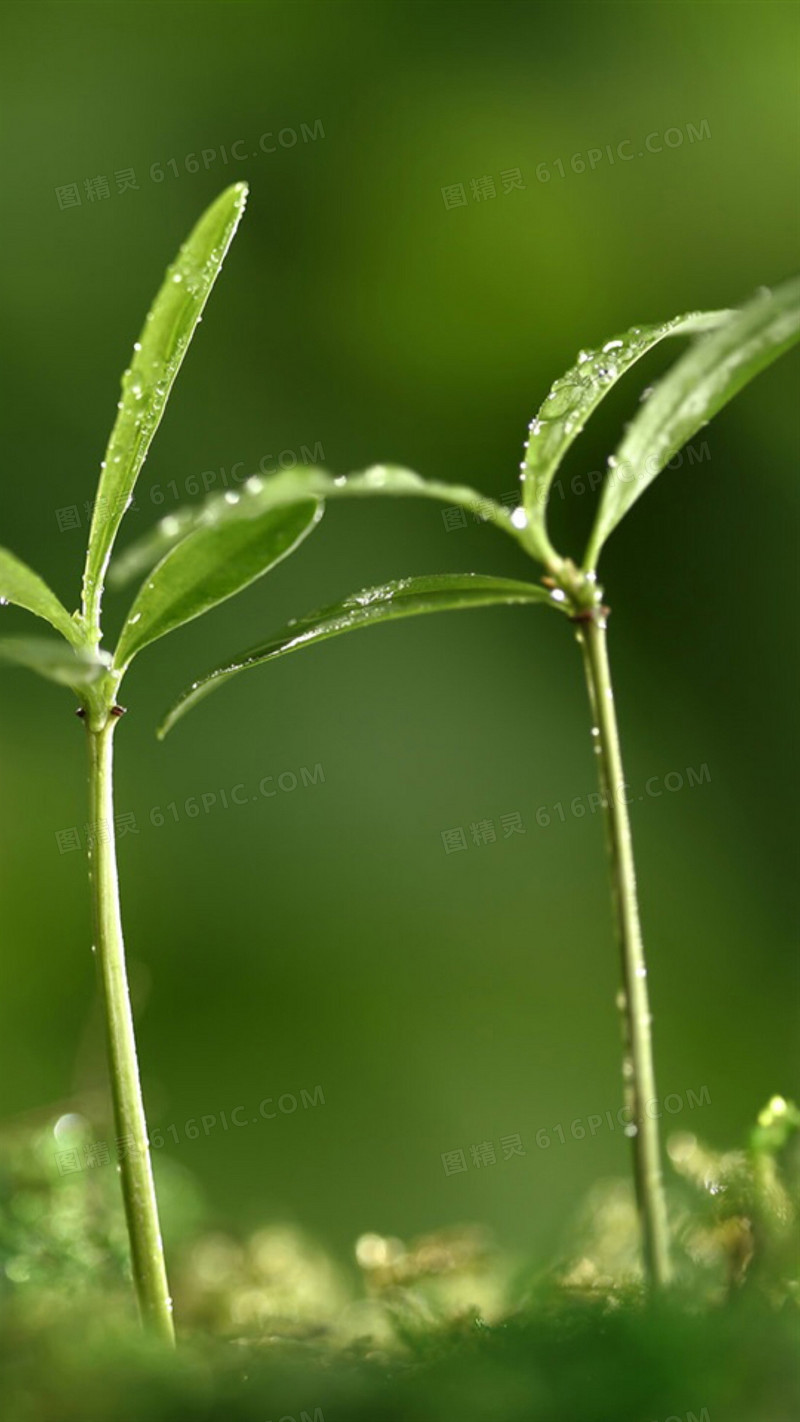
576, 611, 672, 1288
86, 715, 175, 1343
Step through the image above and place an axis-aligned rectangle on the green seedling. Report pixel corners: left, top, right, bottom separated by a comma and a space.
0, 184, 332, 1342
115, 271, 799, 1292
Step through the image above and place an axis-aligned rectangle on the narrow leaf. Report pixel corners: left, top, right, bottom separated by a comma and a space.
585, 278, 800, 568
0, 637, 111, 689
82, 182, 249, 627
157, 572, 561, 737
521, 310, 731, 539
113, 500, 322, 669
0, 546, 80, 644
111, 464, 537, 587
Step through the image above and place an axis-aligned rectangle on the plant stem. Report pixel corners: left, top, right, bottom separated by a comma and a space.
576, 610, 672, 1288
86, 715, 175, 1343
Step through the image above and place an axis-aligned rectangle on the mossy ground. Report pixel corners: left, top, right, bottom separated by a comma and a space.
1, 1106, 797, 1422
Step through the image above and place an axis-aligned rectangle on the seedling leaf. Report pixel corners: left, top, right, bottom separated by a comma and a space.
0, 636, 111, 689
113, 499, 322, 669
82, 183, 249, 628
521, 310, 730, 539
110, 465, 536, 586
0, 546, 80, 644
585, 278, 800, 568
157, 572, 560, 736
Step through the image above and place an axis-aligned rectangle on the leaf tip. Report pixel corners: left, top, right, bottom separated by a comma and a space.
155, 706, 178, 740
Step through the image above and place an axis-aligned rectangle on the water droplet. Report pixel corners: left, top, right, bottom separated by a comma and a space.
603, 340, 623, 352
352, 585, 391, 607
172, 272, 183, 284
53, 1113, 86, 1140
510, 507, 528, 530
224, 491, 239, 505
128, 612, 141, 625
133, 341, 142, 352
635, 965, 647, 978
245, 476, 263, 495
624, 1123, 638, 1138
550, 588, 566, 603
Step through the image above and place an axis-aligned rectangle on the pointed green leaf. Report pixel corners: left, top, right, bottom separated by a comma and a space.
585, 278, 800, 569
111, 464, 536, 588
113, 499, 322, 670
0, 546, 80, 644
82, 182, 249, 628
0, 637, 111, 689
157, 572, 561, 736
521, 310, 731, 545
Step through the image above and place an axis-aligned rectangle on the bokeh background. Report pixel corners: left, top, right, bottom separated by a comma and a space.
0, 0, 797, 1272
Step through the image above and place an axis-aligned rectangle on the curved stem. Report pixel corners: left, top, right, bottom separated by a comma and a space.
86, 717, 175, 1342
576, 611, 672, 1288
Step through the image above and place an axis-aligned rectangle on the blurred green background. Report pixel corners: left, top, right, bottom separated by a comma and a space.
0, 0, 797, 1270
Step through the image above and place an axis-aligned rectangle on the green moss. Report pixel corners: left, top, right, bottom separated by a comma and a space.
1, 1103, 797, 1420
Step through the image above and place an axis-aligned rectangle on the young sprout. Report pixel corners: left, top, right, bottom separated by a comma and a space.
0, 184, 327, 1341
116, 277, 800, 1290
